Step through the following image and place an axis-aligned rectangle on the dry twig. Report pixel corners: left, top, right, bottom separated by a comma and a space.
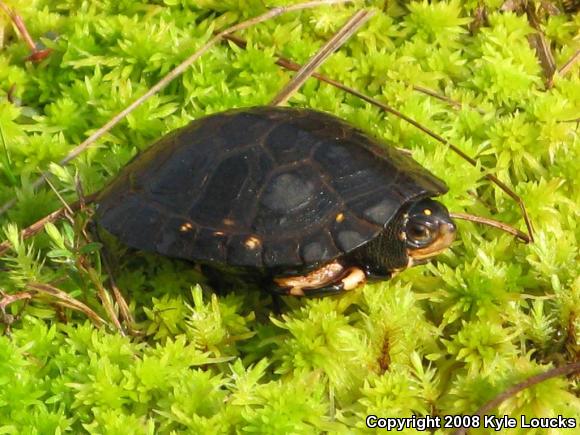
454, 361, 580, 435
0, 0, 52, 62
554, 49, 580, 82
450, 212, 529, 243
0, 288, 32, 333
525, 3, 557, 87
0, 193, 98, 257
270, 9, 374, 106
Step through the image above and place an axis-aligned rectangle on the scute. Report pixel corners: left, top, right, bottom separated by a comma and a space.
253, 164, 340, 236
300, 230, 339, 264
189, 153, 250, 226
156, 217, 197, 258
330, 211, 377, 252
96, 106, 448, 271
261, 172, 314, 213
266, 122, 315, 164
226, 234, 263, 266
191, 227, 227, 262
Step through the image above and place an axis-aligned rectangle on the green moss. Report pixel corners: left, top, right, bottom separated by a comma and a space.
0, 0, 578, 432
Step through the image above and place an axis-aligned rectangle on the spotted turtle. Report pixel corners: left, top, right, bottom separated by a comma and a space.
95, 107, 456, 296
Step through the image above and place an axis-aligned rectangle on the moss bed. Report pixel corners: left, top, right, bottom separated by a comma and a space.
0, 0, 578, 433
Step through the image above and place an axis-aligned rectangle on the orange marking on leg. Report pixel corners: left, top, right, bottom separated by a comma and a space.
289, 287, 306, 296
274, 261, 344, 294
340, 267, 366, 290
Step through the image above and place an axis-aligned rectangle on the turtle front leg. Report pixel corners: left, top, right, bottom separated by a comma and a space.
272, 261, 366, 297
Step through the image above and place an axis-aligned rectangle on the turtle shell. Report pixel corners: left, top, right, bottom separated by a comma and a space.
96, 107, 447, 272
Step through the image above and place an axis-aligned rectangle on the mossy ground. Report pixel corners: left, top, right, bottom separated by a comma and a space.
0, 0, 578, 433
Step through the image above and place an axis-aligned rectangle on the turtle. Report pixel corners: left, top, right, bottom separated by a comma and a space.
95, 106, 456, 296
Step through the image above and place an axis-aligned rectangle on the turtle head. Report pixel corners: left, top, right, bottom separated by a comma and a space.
403, 198, 456, 264
350, 197, 456, 278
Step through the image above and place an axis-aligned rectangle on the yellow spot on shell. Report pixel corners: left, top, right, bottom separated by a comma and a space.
245, 236, 261, 250
180, 222, 193, 232
424, 209, 432, 216
335, 213, 345, 223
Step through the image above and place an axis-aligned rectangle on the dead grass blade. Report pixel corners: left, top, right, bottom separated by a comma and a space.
450, 212, 530, 243
454, 361, 580, 435
0, 0, 52, 62
270, 9, 374, 106
553, 49, 579, 84
27, 282, 106, 327
525, 4, 556, 87
0, 193, 98, 257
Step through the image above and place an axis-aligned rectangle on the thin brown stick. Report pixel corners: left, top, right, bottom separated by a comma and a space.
0, 193, 98, 257
270, 9, 374, 106
0, 288, 32, 334
333, 91, 535, 242
44, 174, 74, 216
0, 289, 32, 312
0, 0, 52, 62
529, 31, 557, 84
450, 212, 529, 243
0, 0, 351, 217
526, 4, 556, 87
0, 208, 62, 257
411, 85, 486, 114
74, 172, 87, 211
0, 1, 36, 51
412, 85, 461, 109
557, 117, 579, 124
453, 361, 580, 435
110, 279, 135, 332
360, 100, 534, 242
558, 49, 579, 78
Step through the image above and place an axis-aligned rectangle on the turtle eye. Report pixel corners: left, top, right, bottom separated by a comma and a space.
406, 223, 433, 246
